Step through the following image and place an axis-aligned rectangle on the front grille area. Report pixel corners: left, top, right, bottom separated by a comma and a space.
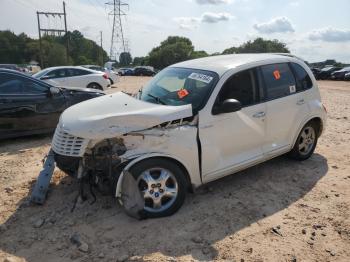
52, 125, 89, 157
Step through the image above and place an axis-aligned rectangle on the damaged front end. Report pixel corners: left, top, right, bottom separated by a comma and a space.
31, 92, 200, 218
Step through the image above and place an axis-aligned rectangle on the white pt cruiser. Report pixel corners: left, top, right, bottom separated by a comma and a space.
52, 54, 327, 218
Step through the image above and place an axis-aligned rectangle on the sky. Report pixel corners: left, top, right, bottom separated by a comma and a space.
1, 0, 350, 63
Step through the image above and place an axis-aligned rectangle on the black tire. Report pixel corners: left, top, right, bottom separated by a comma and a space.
129, 158, 187, 218
288, 121, 319, 161
108, 78, 114, 85
87, 82, 103, 90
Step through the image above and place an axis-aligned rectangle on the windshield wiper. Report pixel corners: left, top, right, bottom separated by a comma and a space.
147, 93, 166, 105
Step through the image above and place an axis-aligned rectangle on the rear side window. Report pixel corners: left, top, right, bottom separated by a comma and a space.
261, 63, 296, 100
290, 63, 313, 91
216, 68, 259, 107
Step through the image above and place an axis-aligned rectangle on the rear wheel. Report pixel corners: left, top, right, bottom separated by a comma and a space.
288, 121, 318, 160
87, 82, 103, 90
129, 158, 187, 218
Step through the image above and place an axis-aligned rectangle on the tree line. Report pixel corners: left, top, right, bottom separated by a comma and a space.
0, 30, 291, 69
0, 30, 108, 68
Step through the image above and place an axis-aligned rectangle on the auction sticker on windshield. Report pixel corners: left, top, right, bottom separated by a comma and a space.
188, 72, 213, 84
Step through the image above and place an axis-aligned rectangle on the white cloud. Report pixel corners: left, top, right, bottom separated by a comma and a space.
201, 12, 234, 23
308, 27, 350, 42
195, 0, 231, 5
253, 17, 295, 34
174, 12, 234, 29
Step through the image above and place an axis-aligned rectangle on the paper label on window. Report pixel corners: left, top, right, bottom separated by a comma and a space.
289, 85, 296, 93
188, 73, 213, 84
177, 88, 189, 99
273, 70, 281, 80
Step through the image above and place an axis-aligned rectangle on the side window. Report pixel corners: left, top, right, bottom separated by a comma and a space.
0, 73, 24, 94
216, 68, 259, 107
74, 69, 91, 76
45, 69, 66, 79
290, 63, 313, 91
0, 74, 47, 94
261, 63, 296, 100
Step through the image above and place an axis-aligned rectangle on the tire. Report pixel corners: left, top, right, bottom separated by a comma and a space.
129, 158, 187, 218
288, 121, 319, 161
87, 82, 103, 90
108, 78, 114, 85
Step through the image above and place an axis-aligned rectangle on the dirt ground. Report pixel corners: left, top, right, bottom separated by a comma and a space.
0, 78, 349, 262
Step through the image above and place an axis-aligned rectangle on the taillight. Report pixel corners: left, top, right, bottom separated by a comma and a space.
322, 103, 327, 113
102, 73, 108, 79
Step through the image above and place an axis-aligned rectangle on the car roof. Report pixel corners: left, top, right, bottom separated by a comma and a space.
170, 53, 304, 77
43, 66, 92, 70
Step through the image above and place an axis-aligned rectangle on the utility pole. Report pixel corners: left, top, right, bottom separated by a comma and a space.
36, 1, 69, 68
106, 0, 129, 61
100, 31, 104, 66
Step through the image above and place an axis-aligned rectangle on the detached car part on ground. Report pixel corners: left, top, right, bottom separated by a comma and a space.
32, 54, 327, 219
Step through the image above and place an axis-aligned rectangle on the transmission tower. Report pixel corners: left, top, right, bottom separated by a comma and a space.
106, 0, 129, 61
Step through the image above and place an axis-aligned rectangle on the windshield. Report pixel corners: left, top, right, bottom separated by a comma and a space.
140, 67, 218, 113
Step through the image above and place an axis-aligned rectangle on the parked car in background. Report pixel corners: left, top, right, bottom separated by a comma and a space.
118, 68, 134, 76
134, 66, 156, 76
50, 54, 326, 218
0, 69, 104, 139
27, 65, 41, 75
345, 72, 350, 81
33, 66, 110, 91
0, 64, 21, 71
311, 68, 321, 79
316, 66, 342, 80
82, 65, 118, 85
330, 67, 350, 80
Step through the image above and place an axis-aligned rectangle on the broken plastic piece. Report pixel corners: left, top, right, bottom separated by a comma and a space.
120, 171, 146, 219
31, 149, 56, 204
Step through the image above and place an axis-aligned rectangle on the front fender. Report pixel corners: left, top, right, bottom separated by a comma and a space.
115, 152, 195, 200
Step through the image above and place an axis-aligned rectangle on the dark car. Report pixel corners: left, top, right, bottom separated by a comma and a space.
119, 68, 134, 76
133, 66, 156, 76
0, 69, 104, 139
330, 67, 350, 80
311, 68, 321, 79
317, 66, 342, 80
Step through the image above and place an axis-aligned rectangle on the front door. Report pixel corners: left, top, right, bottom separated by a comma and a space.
199, 67, 266, 183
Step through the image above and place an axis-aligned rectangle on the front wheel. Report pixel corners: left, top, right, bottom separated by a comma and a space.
129, 158, 187, 218
288, 121, 318, 160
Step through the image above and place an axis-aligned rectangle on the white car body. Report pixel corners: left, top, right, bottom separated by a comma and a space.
51, 54, 327, 216
33, 66, 110, 91
82, 65, 119, 85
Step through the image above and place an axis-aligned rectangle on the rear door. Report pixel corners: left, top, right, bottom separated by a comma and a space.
66, 68, 92, 88
261, 63, 310, 157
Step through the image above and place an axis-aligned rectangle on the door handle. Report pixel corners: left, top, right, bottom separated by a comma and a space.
253, 112, 265, 118
296, 99, 305, 105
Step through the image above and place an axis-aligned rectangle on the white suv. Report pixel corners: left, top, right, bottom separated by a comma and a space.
51, 54, 326, 218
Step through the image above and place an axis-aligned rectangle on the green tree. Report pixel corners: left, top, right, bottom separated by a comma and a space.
119, 52, 132, 66
191, 50, 208, 59
223, 38, 290, 54
148, 36, 195, 69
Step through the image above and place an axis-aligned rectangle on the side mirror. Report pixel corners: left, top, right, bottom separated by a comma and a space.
48, 86, 60, 97
213, 99, 242, 115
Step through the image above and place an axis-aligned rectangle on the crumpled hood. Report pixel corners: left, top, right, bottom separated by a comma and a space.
60, 92, 193, 139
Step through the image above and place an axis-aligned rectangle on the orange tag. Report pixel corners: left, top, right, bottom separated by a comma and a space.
177, 88, 189, 99
273, 70, 281, 80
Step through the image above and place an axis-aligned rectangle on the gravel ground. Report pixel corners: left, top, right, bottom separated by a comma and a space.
0, 78, 349, 262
